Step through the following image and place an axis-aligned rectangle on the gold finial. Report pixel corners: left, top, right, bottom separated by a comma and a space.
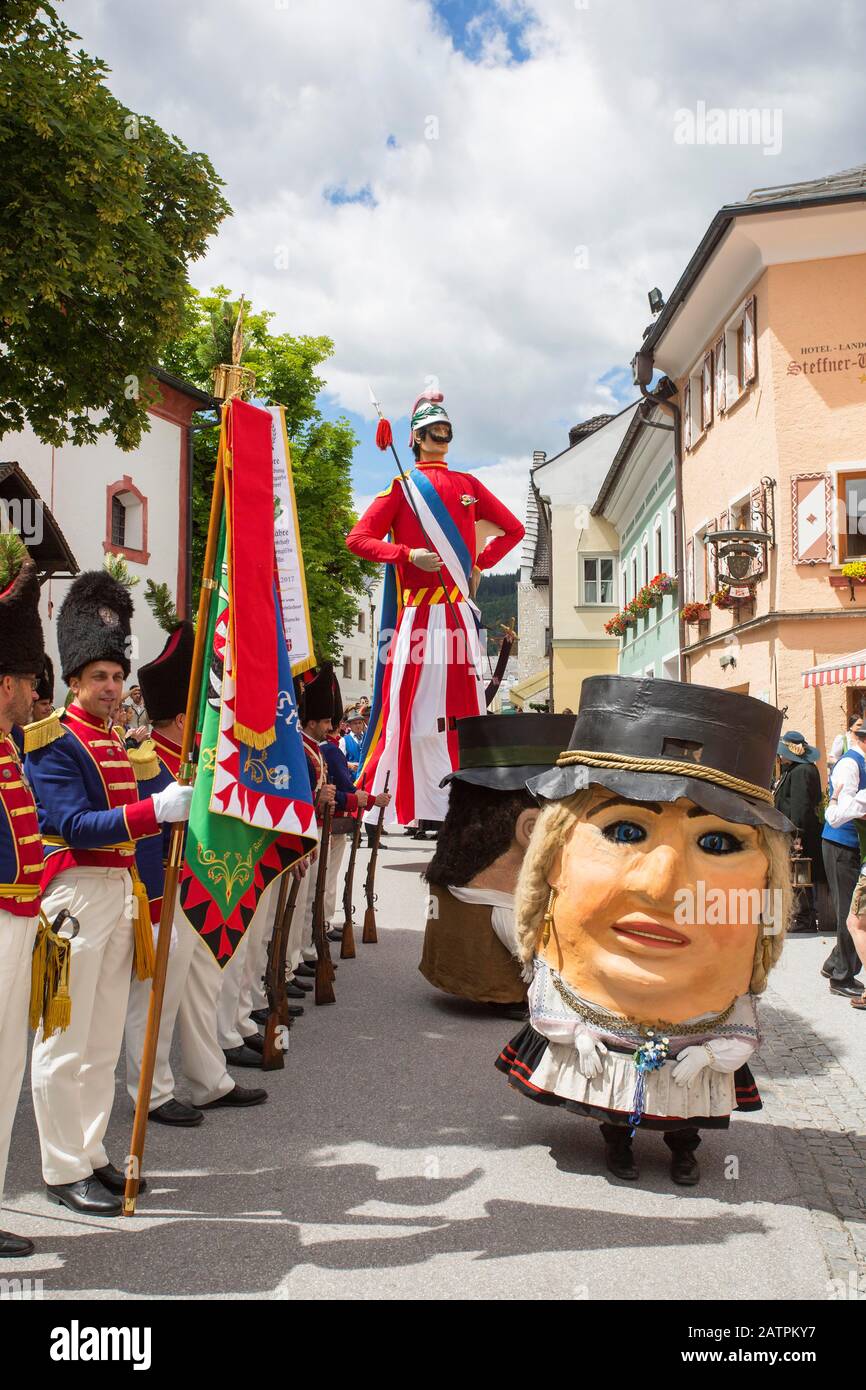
212, 295, 257, 402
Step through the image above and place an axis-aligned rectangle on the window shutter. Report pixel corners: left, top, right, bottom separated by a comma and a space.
683, 381, 692, 451
791, 473, 834, 564
686, 537, 695, 601
714, 335, 726, 413
707, 519, 718, 592
743, 295, 757, 385
702, 352, 713, 428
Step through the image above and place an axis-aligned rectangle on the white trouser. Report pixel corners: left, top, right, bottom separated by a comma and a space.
125, 912, 233, 1109
0, 909, 39, 1202
217, 896, 273, 1051
31, 869, 134, 1186
299, 837, 346, 963
237, 876, 281, 1039
287, 867, 312, 974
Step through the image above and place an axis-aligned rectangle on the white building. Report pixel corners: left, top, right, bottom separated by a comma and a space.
337, 576, 383, 708
1, 368, 214, 694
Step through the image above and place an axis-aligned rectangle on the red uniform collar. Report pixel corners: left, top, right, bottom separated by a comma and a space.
65, 702, 109, 732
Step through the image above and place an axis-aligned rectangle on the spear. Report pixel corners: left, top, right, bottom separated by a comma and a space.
367, 386, 482, 683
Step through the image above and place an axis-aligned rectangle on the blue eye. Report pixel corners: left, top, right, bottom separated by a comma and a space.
697, 831, 742, 855
603, 820, 646, 845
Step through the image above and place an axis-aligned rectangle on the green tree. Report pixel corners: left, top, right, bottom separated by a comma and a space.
161, 287, 375, 660
0, 2, 230, 448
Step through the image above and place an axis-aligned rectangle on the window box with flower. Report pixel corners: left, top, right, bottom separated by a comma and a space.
830, 561, 866, 601
681, 601, 711, 625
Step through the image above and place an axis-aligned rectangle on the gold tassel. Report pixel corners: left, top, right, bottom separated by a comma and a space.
233, 720, 276, 751
542, 887, 558, 949
29, 920, 48, 1029
23, 711, 65, 754
130, 872, 155, 980
45, 938, 72, 1036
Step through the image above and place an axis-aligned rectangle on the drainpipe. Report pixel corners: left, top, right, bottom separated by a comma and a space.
634, 363, 685, 681
530, 472, 554, 712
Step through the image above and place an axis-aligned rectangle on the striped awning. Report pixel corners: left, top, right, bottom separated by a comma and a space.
802, 649, 866, 688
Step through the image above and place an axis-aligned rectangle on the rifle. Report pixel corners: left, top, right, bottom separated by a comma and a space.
340, 812, 363, 960
313, 792, 336, 1005
261, 870, 301, 1070
362, 770, 390, 944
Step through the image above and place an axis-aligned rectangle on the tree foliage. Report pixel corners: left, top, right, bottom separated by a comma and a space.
161, 287, 375, 660
476, 569, 518, 654
0, 2, 230, 448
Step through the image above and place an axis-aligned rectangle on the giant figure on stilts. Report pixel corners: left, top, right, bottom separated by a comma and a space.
346, 390, 524, 828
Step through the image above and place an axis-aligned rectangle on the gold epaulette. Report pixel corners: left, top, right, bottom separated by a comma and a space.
127, 739, 161, 782
376, 478, 398, 498
23, 710, 65, 754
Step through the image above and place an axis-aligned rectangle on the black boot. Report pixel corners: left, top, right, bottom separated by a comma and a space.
664, 1127, 701, 1185
600, 1122, 638, 1180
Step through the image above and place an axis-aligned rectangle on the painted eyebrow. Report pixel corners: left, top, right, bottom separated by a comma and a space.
586, 797, 663, 819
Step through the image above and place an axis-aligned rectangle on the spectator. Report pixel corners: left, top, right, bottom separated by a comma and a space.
822, 718, 866, 996
774, 731, 824, 933
122, 681, 148, 733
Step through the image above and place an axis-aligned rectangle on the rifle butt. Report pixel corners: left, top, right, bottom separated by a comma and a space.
314, 958, 337, 1005
362, 902, 378, 944
261, 1008, 290, 1070
340, 914, 357, 959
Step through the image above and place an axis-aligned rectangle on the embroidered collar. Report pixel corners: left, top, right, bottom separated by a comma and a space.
65, 702, 109, 732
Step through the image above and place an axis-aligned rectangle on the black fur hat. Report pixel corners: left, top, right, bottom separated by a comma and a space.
36, 653, 54, 704
137, 621, 193, 723
294, 660, 342, 724
0, 552, 45, 677
57, 570, 134, 683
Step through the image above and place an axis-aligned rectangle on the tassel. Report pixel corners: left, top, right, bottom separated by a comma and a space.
375, 419, 393, 451
45, 940, 72, 1036
130, 872, 155, 980
234, 720, 276, 751
29, 922, 48, 1029
541, 886, 558, 948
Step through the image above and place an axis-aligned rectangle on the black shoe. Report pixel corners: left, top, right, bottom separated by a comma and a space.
295, 963, 316, 978
670, 1151, 700, 1186
285, 983, 306, 999
327, 929, 343, 943
149, 1098, 203, 1127
830, 980, 864, 998
199, 1085, 268, 1110
290, 976, 313, 993
93, 1162, 147, 1196
0, 1231, 34, 1258
250, 1008, 270, 1025
47, 1176, 123, 1216
240, 1032, 264, 1055
223, 1044, 265, 1068
604, 1143, 638, 1181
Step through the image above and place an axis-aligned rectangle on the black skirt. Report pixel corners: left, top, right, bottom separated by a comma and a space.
495, 1023, 762, 1133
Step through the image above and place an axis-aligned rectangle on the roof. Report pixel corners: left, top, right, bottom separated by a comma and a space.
0, 462, 79, 580
640, 164, 866, 358
150, 366, 218, 411
568, 414, 614, 448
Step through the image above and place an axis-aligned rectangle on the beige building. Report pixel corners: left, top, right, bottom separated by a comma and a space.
634, 165, 866, 757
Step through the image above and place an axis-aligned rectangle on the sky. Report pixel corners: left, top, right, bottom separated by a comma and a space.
60, 0, 866, 549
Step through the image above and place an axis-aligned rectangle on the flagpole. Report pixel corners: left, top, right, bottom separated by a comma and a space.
123, 406, 228, 1216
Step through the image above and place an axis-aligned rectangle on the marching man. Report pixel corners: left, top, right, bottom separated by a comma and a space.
26, 569, 193, 1216
345, 390, 523, 828
0, 540, 45, 1257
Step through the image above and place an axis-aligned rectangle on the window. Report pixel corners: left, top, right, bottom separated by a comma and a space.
837, 469, 866, 560
358, 658, 367, 682
693, 529, 708, 601
357, 610, 366, 634
668, 501, 677, 578
641, 537, 649, 587
111, 495, 126, 547
582, 556, 615, 605
544, 626, 551, 657
654, 518, 663, 577
724, 294, 757, 407
621, 565, 628, 605
343, 656, 352, 680
631, 554, 638, 603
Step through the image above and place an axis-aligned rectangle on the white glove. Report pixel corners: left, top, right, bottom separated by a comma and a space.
152, 784, 194, 824
574, 1029, 608, 1078
671, 1044, 712, 1086
410, 548, 443, 572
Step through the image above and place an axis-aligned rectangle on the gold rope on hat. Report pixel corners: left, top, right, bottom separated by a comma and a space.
555, 749, 774, 805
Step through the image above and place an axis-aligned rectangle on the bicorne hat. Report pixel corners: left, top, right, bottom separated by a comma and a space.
0, 545, 44, 677
441, 713, 575, 792
57, 570, 134, 682
529, 675, 793, 831
138, 621, 194, 723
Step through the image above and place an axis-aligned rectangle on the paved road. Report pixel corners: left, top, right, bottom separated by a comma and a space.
3, 835, 864, 1300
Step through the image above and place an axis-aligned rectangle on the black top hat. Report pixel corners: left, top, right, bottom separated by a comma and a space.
529, 675, 792, 831
441, 713, 576, 791
36, 653, 54, 705
57, 570, 134, 682
0, 552, 45, 677
295, 661, 342, 725
137, 621, 194, 723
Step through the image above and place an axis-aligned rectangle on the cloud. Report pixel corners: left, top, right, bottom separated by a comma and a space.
62, 0, 866, 491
